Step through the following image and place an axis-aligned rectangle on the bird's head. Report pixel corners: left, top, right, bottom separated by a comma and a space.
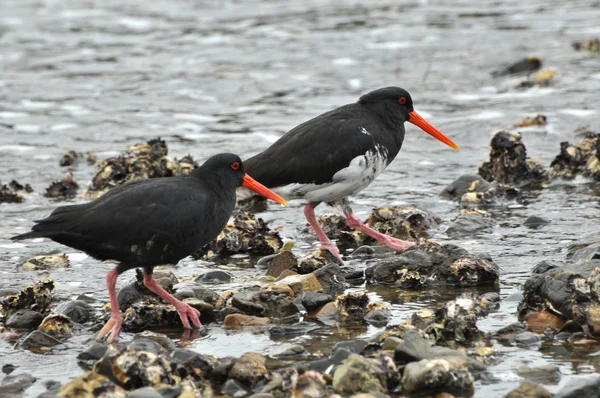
359, 87, 460, 150
202, 153, 288, 205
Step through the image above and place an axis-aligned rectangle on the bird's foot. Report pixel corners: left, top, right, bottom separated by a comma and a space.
97, 314, 123, 343
380, 237, 416, 252
175, 302, 202, 329
320, 243, 344, 265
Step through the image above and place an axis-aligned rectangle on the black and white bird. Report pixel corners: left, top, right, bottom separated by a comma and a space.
243, 87, 459, 263
12, 153, 287, 342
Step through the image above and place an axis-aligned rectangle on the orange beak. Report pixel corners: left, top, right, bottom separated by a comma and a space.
243, 174, 288, 206
408, 111, 460, 150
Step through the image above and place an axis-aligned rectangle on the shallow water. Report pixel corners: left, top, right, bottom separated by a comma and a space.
1, 0, 600, 396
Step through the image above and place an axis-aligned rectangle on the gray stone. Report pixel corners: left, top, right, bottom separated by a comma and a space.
401, 357, 474, 397
270, 344, 306, 358
446, 214, 495, 237
514, 332, 543, 346
194, 270, 232, 283
0, 373, 36, 397
309, 348, 352, 373
517, 365, 561, 383
52, 300, 95, 323
126, 387, 163, 398
504, 381, 552, 398
6, 309, 44, 329
76, 343, 109, 361
21, 331, 63, 349
301, 292, 333, 312
332, 339, 369, 355
221, 379, 247, 397
128, 338, 162, 355
523, 216, 550, 229
555, 375, 600, 398
440, 174, 492, 200
332, 354, 386, 394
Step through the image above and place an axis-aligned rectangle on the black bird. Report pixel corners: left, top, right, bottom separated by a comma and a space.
243, 87, 459, 263
11, 153, 287, 342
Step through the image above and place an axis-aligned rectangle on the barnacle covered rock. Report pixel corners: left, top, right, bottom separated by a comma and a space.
82, 138, 199, 199
365, 242, 499, 288
0, 280, 54, 321
315, 291, 370, 323
549, 132, 600, 180
306, 207, 438, 249
572, 38, 600, 53
193, 211, 283, 259
20, 254, 70, 270
514, 114, 547, 128
59, 150, 95, 167
0, 180, 32, 203
44, 173, 79, 199
518, 260, 600, 338
478, 131, 547, 186
441, 174, 520, 207
492, 56, 542, 77
38, 314, 73, 339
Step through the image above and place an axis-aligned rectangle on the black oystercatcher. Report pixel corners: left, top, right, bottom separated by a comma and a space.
243, 87, 459, 263
12, 153, 287, 342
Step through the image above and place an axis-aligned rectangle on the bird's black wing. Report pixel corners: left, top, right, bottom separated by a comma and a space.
22, 177, 226, 265
244, 104, 383, 187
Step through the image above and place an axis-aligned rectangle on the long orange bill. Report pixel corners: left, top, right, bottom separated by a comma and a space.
408, 111, 460, 150
243, 174, 288, 206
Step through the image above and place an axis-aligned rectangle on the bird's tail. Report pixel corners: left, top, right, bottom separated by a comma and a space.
10, 231, 45, 241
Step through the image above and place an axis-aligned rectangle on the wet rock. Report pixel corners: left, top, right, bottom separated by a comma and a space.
5, 309, 44, 330
221, 379, 247, 397
364, 302, 392, 326
0, 180, 32, 203
58, 371, 127, 397
332, 339, 369, 355
332, 354, 387, 395
316, 292, 370, 323
492, 56, 542, 77
194, 269, 233, 284
265, 250, 298, 278
270, 344, 306, 358
0, 280, 54, 320
394, 329, 485, 370
20, 254, 70, 270
297, 249, 338, 272
516, 365, 561, 383
518, 260, 600, 334
83, 138, 198, 199
478, 131, 547, 186
194, 211, 283, 259
126, 387, 163, 398
523, 216, 550, 229
38, 314, 72, 339
555, 375, 600, 398
224, 314, 271, 329
277, 273, 323, 295
0, 288, 19, 297
268, 324, 321, 338
572, 38, 600, 53
21, 330, 64, 349
308, 348, 353, 373
59, 150, 80, 167
514, 331, 542, 346
359, 206, 439, 244
0, 373, 36, 397
567, 241, 600, 262
515, 115, 547, 128
1, 364, 15, 375
313, 263, 346, 294
53, 300, 95, 323
44, 173, 78, 199
524, 311, 565, 334
77, 343, 109, 362
505, 381, 552, 398
301, 292, 333, 312
365, 243, 499, 288
293, 370, 328, 398
401, 356, 475, 397
446, 213, 495, 237
549, 132, 600, 181
229, 352, 267, 384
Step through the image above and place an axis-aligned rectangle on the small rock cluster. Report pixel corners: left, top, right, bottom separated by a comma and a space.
0, 180, 33, 203
82, 137, 199, 199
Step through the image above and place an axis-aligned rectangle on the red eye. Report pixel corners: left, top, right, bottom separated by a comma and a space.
231, 161, 240, 170
399, 97, 407, 105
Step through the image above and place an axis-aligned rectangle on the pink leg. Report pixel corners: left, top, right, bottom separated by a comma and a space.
304, 202, 344, 264
342, 203, 415, 252
143, 272, 202, 329
97, 268, 123, 343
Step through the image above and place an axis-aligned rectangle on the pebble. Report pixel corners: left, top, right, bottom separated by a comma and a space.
126, 387, 163, 398
194, 270, 233, 283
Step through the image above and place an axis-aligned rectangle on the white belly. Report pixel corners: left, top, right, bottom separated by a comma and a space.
276, 144, 389, 203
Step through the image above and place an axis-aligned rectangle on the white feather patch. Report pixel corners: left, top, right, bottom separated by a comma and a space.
277, 144, 389, 202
